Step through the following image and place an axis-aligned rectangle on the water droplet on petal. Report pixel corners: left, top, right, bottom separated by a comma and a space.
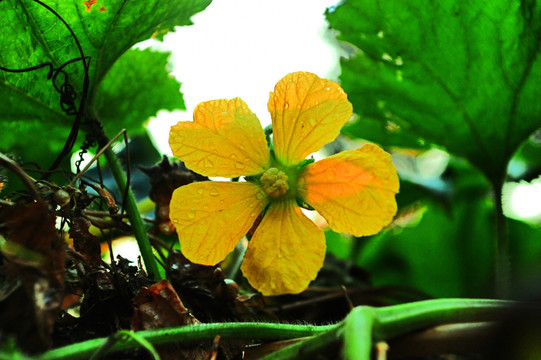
188, 208, 196, 219
234, 162, 244, 169
256, 192, 265, 200
197, 188, 204, 195
327, 169, 336, 180
209, 188, 219, 196
284, 102, 290, 110
382, 53, 392, 62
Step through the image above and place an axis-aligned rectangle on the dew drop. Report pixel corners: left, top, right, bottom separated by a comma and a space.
277, 253, 283, 259
284, 102, 290, 110
377, 30, 384, 38
256, 192, 265, 200
327, 169, 336, 180
234, 162, 244, 169
197, 188, 204, 195
250, 210, 259, 217
382, 53, 392, 62
188, 209, 196, 219
209, 188, 219, 196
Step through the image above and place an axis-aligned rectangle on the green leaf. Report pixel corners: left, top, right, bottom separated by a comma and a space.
509, 219, 541, 293
0, 0, 210, 164
355, 160, 494, 298
94, 48, 185, 137
341, 116, 429, 150
328, 0, 541, 182
357, 195, 495, 298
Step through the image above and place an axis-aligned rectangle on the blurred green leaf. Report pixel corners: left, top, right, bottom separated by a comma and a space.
325, 230, 354, 260
0, 0, 210, 164
353, 155, 541, 298
328, 0, 541, 182
509, 219, 541, 294
94, 48, 185, 136
356, 195, 495, 298
353, 159, 494, 298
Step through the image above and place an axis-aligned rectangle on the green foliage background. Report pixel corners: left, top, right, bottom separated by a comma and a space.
0, 0, 209, 168
326, 0, 541, 298
1, 0, 541, 301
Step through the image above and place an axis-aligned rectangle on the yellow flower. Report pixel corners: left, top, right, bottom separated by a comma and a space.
168, 72, 399, 295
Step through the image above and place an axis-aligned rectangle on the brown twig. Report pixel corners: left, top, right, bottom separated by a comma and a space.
0, 153, 41, 201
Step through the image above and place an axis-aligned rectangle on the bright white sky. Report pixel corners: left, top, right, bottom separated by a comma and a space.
145, 0, 344, 155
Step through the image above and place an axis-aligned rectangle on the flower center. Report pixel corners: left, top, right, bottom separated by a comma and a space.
260, 167, 289, 198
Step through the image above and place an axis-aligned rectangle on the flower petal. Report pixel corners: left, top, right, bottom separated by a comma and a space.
241, 200, 325, 295
169, 98, 271, 177
298, 144, 399, 236
268, 72, 353, 165
170, 181, 269, 265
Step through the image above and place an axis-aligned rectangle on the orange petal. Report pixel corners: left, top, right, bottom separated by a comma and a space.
298, 144, 399, 236
170, 181, 269, 265
268, 72, 353, 165
241, 200, 325, 295
169, 98, 270, 177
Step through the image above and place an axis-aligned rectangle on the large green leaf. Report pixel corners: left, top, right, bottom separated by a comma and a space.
0, 0, 210, 165
94, 48, 185, 137
328, 0, 541, 182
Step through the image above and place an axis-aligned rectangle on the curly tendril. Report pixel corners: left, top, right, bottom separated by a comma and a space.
0, 0, 91, 177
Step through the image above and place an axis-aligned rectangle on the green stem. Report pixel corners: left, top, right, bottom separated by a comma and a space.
260, 324, 342, 360
103, 147, 161, 280
343, 307, 376, 360
35, 299, 512, 360
37, 323, 333, 360
493, 181, 510, 298
374, 298, 510, 339
257, 298, 511, 360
